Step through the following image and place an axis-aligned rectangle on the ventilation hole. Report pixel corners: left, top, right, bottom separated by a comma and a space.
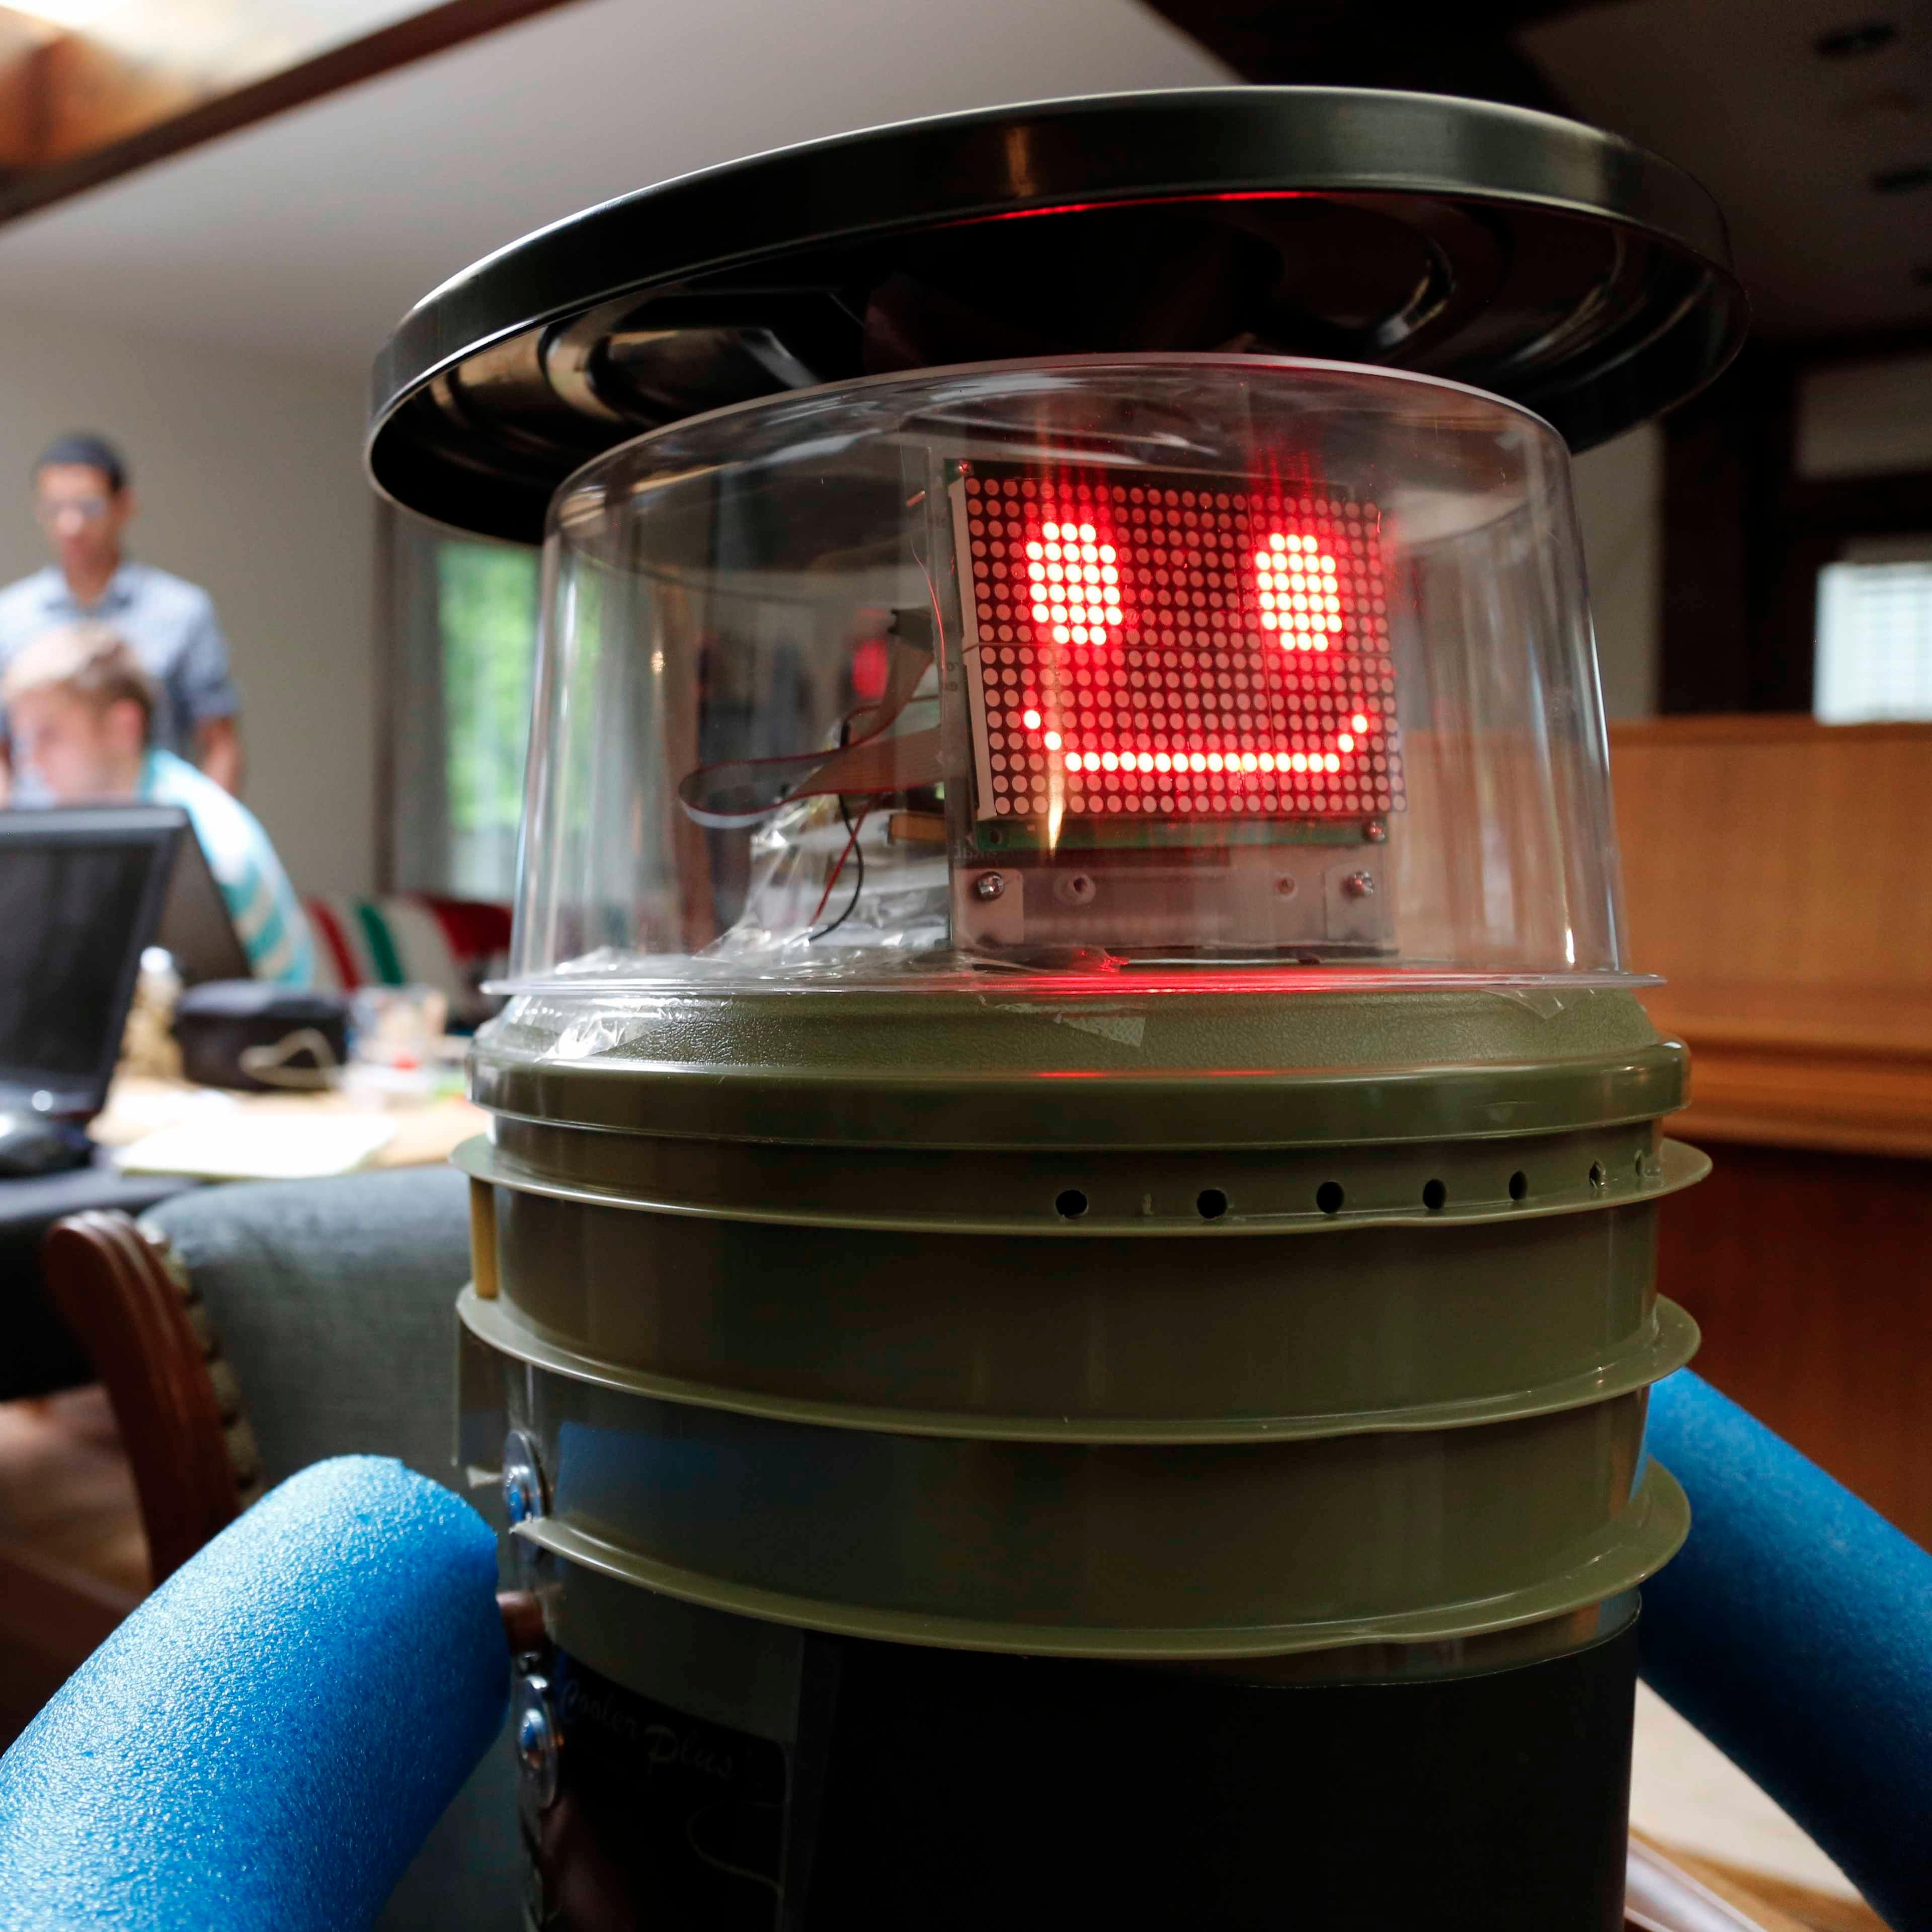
1588, 1162, 1606, 1188
1055, 1188, 1088, 1220
1197, 1188, 1228, 1221
1421, 1178, 1447, 1212
1508, 1170, 1528, 1202
1316, 1181, 1345, 1216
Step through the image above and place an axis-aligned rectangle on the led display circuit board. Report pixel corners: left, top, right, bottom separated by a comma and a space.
952, 465, 1403, 837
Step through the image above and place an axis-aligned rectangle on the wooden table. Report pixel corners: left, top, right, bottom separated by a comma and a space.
89, 1072, 487, 1173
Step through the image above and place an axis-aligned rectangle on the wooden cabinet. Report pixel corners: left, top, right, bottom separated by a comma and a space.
1613, 718, 1932, 1548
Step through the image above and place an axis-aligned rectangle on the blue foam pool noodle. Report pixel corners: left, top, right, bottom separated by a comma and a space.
1642, 1370, 1932, 1931
0, 1455, 509, 1931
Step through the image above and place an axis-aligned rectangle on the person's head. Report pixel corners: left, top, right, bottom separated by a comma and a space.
2, 622, 153, 800
33, 433, 132, 583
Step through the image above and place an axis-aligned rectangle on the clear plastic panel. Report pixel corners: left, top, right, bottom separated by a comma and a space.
508, 356, 1627, 993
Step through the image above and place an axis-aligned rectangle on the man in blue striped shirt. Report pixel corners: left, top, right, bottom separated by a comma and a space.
1, 623, 313, 987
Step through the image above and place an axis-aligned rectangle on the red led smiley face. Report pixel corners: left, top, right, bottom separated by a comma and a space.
959, 469, 1403, 822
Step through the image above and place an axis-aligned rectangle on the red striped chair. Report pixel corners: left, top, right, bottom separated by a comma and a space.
304, 895, 510, 1028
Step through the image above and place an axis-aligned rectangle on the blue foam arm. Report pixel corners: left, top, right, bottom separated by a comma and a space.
1641, 1370, 1932, 1931
0, 1456, 509, 1932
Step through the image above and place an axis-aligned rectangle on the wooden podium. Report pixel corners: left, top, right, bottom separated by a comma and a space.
1614, 717, 1932, 1553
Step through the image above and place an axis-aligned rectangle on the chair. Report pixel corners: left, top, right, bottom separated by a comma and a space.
42, 1167, 523, 1931
40, 1190, 1931, 1929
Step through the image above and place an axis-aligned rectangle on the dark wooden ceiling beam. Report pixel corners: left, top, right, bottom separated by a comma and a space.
1140, 0, 1634, 109
0, 0, 586, 229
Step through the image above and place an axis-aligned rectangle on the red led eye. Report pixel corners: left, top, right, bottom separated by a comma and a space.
972, 479, 1397, 824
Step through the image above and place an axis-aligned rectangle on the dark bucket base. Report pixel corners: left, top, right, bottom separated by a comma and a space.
532, 1617, 1637, 1931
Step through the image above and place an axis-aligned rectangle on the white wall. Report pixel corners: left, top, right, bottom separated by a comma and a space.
0, 308, 374, 894
1572, 425, 1663, 720
1563, 354, 1932, 722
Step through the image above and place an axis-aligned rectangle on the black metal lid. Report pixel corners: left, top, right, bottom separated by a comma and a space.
368, 87, 1745, 543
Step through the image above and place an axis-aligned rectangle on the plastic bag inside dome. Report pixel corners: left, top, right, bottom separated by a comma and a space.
505, 356, 1634, 998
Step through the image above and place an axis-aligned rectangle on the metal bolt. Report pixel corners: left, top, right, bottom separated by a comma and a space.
1273, 875, 1299, 900
1343, 871, 1377, 899
502, 1428, 545, 1528
513, 1672, 560, 1813
973, 871, 1006, 902
1363, 820, 1388, 844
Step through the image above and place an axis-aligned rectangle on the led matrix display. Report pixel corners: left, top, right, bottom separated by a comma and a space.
958, 467, 1402, 823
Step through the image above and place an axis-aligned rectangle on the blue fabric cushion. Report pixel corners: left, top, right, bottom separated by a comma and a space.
1641, 1369, 1932, 1931
0, 1458, 508, 1931
142, 1169, 522, 1930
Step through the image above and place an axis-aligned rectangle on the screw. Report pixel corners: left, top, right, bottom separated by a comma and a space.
1343, 871, 1377, 899
974, 872, 1006, 902
513, 1672, 560, 1813
1273, 875, 1298, 899
1363, 821, 1388, 844
502, 1428, 544, 1527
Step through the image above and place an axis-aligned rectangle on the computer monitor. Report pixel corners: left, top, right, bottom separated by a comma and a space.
155, 811, 251, 986
0, 806, 222, 1122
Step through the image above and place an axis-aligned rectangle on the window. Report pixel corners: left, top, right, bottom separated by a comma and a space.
383, 513, 540, 902
1815, 540, 1932, 723
438, 540, 539, 897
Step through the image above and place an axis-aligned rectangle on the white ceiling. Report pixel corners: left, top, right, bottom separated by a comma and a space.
0, 0, 1231, 369
2, 0, 1922, 377
1520, 0, 1932, 340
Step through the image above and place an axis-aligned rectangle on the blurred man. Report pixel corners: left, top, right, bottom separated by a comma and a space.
0, 433, 244, 800
2, 623, 312, 987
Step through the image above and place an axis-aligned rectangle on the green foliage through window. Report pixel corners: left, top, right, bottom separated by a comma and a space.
437, 539, 538, 898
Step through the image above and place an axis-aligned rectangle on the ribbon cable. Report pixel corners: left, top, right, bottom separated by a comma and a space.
676, 639, 942, 830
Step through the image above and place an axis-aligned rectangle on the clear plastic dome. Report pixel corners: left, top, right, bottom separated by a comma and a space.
507, 356, 1628, 994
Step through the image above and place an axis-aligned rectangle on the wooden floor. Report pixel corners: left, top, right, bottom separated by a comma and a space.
0, 1385, 147, 1747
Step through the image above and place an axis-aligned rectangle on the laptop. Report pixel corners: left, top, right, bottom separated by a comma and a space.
0, 806, 244, 1140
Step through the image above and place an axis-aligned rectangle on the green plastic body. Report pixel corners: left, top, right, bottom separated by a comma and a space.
463, 985, 1701, 1671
